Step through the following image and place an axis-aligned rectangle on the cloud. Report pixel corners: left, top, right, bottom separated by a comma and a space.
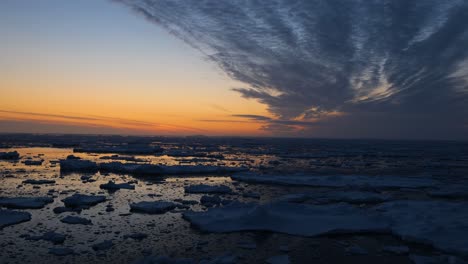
0, 110, 205, 133
116, 0, 468, 139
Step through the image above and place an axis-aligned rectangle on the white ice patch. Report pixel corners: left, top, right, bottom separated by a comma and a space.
277, 191, 390, 204
183, 202, 389, 236
99, 162, 247, 176
231, 174, 436, 189
376, 201, 468, 256
184, 198, 468, 256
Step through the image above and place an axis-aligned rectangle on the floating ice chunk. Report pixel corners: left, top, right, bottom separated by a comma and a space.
24, 231, 66, 244
130, 201, 176, 214
376, 201, 468, 255
62, 194, 106, 208
48, 247, 75, 256
200, 195, 222, 206
22, 179, 56, 185
0, 197, 54, 209
53, 206, 82, 214
66, 155, 81, 160
99, 162, 247, 176
184, 184, 232, 194
99, 155, 147, 162
161, 165, 246, 175
277, 191, 390, 204
123, 233, 148, 241
133, 255, 195, 264
266, 255, 290, 264
23, 160, 43, 166
60, 215, 92, 225
75, 145, 163, 155
183, 202, 389, 236
99, 162, 163, 175
59, 159, 98, 173
0, 209, 31, 228
92, 240, 113, 251
231, 174, 436, 189
99, 181, 135, 191
0, 151, 20, 160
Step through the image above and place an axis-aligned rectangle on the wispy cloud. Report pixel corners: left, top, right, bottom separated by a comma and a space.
116, 0, 468, 139
0, 109, 205, 133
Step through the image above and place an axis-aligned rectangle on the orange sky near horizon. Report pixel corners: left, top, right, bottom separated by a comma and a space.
0, 0, 271, 136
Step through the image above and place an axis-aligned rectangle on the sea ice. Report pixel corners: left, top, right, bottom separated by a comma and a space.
24, 231, 66, 244
0, 209, 31, 228
92, 240, 114, 251
99, 181, 135, 191
130, 201, 177, 214
231, 174, 436, 189
22, 179, 56, 185
184, 184, 232, 194
0, 151, 20, 160
61, 194, 106, 208
376, 200, 468, 256
23, 160, 43, 166
60, 215, 92, 225
183, 202, 389, 236
48, 247, 75, 256
0, 197, 54, 209
59, 159, 98, 173
277, 191, 390, 204
100, 162, 246, 176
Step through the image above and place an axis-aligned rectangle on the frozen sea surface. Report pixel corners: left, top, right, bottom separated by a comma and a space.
1, 135, 468, 263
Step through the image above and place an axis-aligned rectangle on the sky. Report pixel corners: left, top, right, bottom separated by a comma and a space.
1, 0, 468, 140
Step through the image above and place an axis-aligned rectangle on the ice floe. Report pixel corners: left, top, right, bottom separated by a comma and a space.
130, 201, 177, 214
75, 145, 163, 155
0, 209, 31, 228
100, 162, 247, 176
60, 215, 92, 225
0, 151, 20, 160
22, 179, 56, 185
231, 174, 436, 189
184, 184, 232, 194
99, 180, 135, 191
92, 240, 114, 251
61, 194, 106, 208
23, 231, 66, 244
277, 191, 390, 204
48, 247, 75, 256
183, 202, 389, 236
376, 200, 468, 256
23, 160, 43, 166
59, 159, 98, 173
0, 197, 54, 209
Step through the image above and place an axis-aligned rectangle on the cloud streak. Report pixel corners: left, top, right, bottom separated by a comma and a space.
0, 110, 205, 133
116, 0, 468, 139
